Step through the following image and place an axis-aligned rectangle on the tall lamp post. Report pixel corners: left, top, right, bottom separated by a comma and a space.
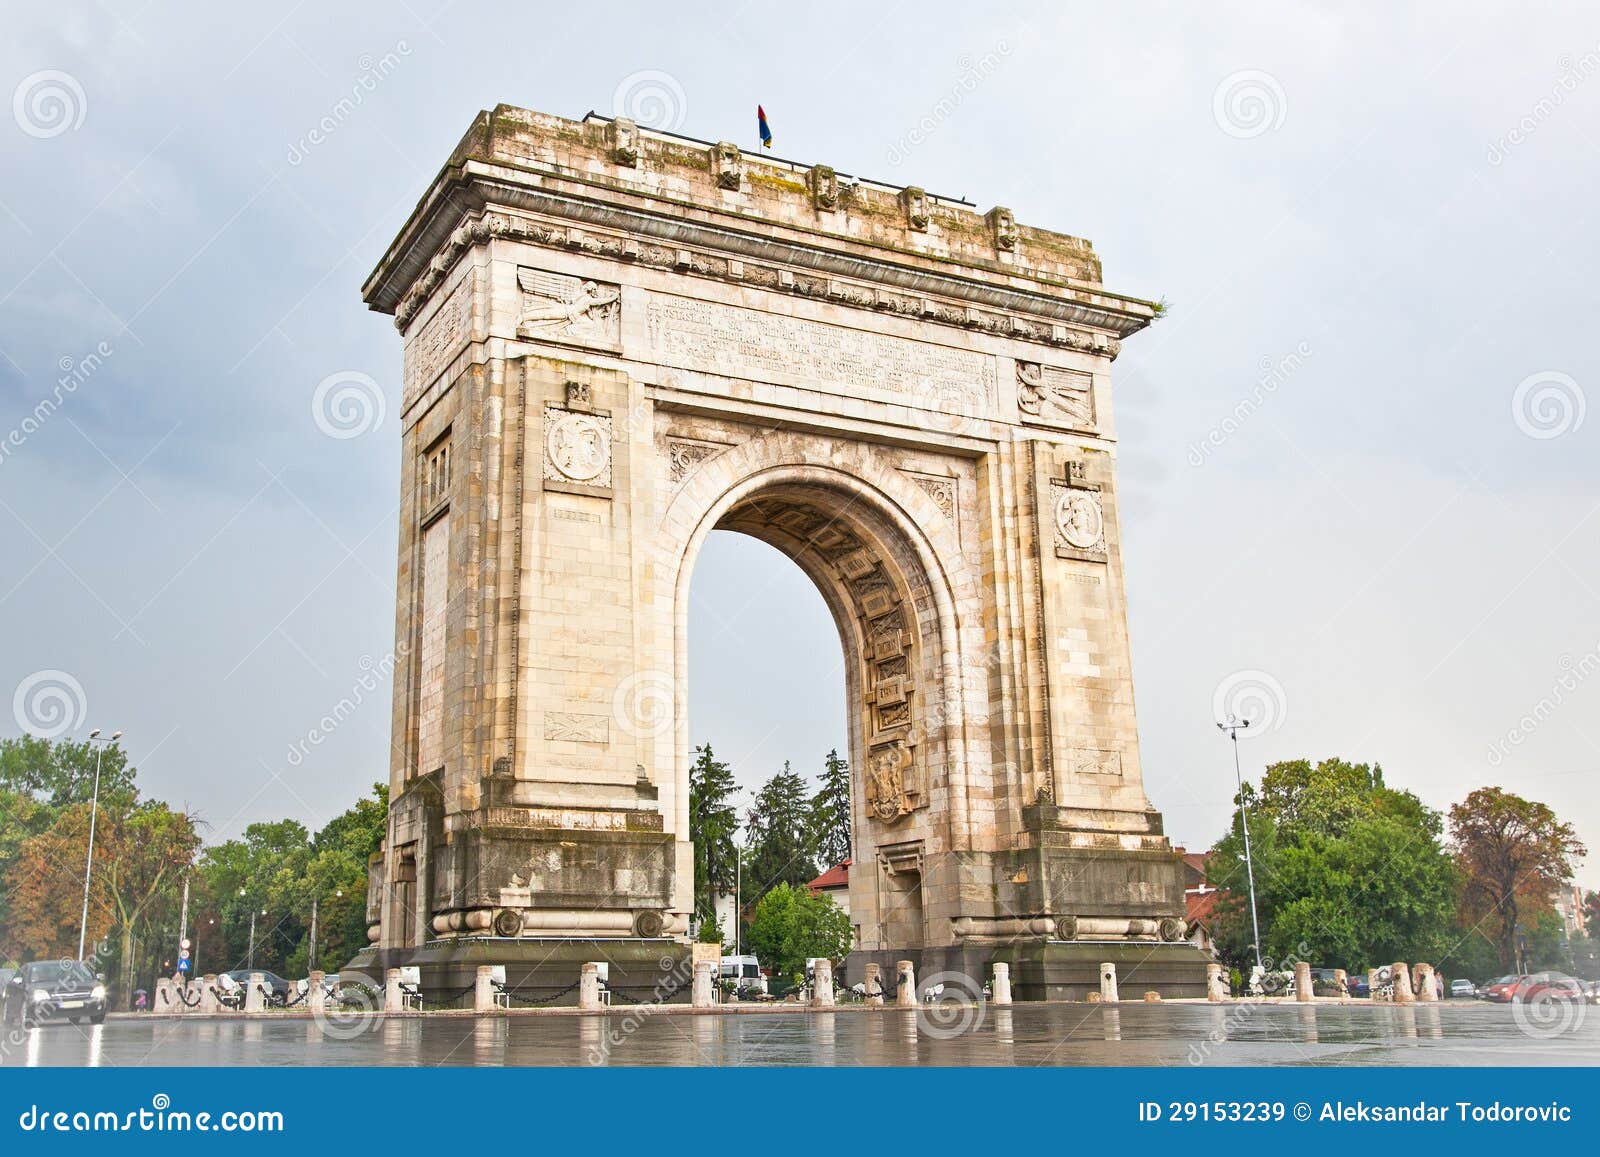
309, 889, 343, 972
239, 888, 267, 971
77, 728, 123, 961
1216, 716, 1264, 975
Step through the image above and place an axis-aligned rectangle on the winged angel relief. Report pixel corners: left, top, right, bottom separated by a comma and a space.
516, 268, 621, 344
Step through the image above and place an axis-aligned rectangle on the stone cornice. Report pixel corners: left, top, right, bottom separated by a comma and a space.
363, 161, 1157, 349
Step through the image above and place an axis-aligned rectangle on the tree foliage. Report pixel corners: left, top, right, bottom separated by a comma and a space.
744, 763, 817, 896
688, 744, 738, 921
1208, 757, 1456, 972
743, 883, 852, 983
1449, 787, 1585, 972
808, 748, 851, 868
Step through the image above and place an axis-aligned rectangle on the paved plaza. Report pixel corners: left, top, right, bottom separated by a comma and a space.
5, 1003, 1595, 1067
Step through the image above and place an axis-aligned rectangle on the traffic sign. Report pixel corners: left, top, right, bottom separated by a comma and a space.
177, 958, 190, 972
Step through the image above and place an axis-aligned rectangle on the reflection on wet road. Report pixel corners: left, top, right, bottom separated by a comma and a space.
5, 1002, 1596, 1067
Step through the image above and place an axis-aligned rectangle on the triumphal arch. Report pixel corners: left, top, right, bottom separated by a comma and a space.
352, 106, 1207, 1000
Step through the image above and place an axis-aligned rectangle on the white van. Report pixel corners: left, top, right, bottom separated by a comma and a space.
719, 955, 767, 995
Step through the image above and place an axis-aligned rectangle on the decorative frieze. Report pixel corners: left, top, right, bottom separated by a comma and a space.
542, 711, 611, 743
391, 212, 1122, 359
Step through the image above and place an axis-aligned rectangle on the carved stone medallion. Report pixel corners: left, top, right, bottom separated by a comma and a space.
544, 408, 613, 487
1055, 489, 1104, 551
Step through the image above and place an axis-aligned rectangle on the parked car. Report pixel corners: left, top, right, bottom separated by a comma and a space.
1518, 972, 1586, 1003
220, 969, 293, 1006
1346, 973, 1371, 998
1482, 974, 1532, 1003
1449, 978, 1476, 998
3, 960, 107, 1026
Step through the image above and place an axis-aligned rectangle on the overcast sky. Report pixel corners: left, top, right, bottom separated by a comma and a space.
2, 2, 1595, 887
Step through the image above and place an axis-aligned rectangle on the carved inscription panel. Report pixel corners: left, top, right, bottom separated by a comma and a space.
643, 293, 994, 414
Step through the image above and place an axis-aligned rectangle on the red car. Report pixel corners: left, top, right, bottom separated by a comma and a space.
1518, 972, 1586, 1003
1482, 974, 1532, 1002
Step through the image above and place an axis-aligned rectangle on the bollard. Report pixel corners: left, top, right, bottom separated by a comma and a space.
1099, 962, 1119, 1004
1294, 961, 1313, 1003
992, 962, 1012, 1006
692, 960, 716, 1008
579, 962, 602, 1011
1414, 963, 1436, 1003
1333, 969, 1348, 1000
1206, 963, 1228, 1002
154, 977, 175, 1013
198, 974, 221, 1014
896, 960, 916, 1007
812, 959, 836, 1007
307, 971, 327, 1017
863, 963, 883, 1006
475, 966, 497, 1013
384, 968, 405, 1014
1392, 962, 1415, 1004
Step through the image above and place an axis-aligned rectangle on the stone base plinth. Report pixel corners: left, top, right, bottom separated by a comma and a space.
998, 940, 1211, 1001
339, 938, 691, 1007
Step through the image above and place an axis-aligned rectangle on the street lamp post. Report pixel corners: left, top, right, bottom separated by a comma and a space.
309, 889, 343, 972
1216, 716, 1264, 975
77, 728, 123, 961
240, 888, 266, 971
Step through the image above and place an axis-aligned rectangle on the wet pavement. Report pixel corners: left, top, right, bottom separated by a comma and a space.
4, 1001, 1596, 1067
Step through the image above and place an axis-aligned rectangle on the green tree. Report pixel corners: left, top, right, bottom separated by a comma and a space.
1449, 787, 1585, 972
744, 763, 817, 897
1208, 757, 1456, 972
808, 748, 851, 868
0, 735, 137, 807
688, 744, 739, 922
743, 883, 852, 983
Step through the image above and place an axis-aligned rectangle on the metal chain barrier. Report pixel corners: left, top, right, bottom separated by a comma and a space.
416, 985, 476, 1011
176, 986, 202, 1008
282, 985, 310, 1008
502, 981, 581, 1007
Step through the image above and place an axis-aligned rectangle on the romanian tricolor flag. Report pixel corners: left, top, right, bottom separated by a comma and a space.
757, 105, 773, 148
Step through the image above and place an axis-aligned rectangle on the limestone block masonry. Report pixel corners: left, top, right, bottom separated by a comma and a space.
349, 105, 1209, 1001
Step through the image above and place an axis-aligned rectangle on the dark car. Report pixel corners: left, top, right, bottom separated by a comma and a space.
1345, 973, 1371, 998
220, 970, 293, 1006
3, 960, 107, 1026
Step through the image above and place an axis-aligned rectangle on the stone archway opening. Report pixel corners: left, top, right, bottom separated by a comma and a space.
676, 472, 964, 962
